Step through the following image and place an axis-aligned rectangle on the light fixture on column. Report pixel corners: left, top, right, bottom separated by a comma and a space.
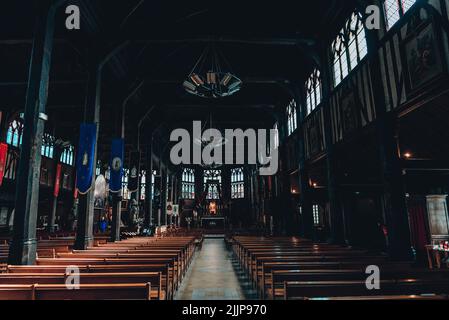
183, 43, 242, 98
403, 152, 413, 159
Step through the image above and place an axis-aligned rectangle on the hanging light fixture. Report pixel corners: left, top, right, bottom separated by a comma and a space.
183, 43, 242, 98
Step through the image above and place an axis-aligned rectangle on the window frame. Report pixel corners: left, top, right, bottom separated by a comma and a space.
286, 100, 298, 136
305, 69, 322, 115
231, 167, 245, 199
331, 11, 368, 87
383, 0, 417, 30
204, 169, 222, 200
181, 168, 196, 200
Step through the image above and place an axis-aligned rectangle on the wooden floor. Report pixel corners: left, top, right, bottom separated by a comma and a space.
175, 239, 255, 300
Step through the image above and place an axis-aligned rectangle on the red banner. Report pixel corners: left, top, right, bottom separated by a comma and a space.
0, 143, 8, 187
54, 163, 62, 198
74, 174, 78, 199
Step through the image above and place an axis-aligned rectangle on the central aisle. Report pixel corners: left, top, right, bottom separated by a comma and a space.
175, 238, 253, 300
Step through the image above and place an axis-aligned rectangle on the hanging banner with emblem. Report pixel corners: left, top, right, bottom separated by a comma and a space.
53, 163, 62, 197
173, 204, 179, 216
109, 138, 124, 193
166, 202, 173, 216
75, 123, 97, 195
0, 143, 8, 187
127, 150, 140, 193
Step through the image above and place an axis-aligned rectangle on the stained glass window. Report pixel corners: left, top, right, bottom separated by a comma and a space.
305, 69, 322, 115
181, 168, 195, 199
286, 100, 297, 136
332, 11, 367, 86
231, 167, 244, 199
384, 0, 416, 30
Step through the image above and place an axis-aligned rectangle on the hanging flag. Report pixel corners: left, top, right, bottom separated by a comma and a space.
109, 138, 124, 193
76, 123, 97, 194
74, 174, 78, 199
54, 163, 62, 197
0, 143, 8, 187
127, 150, 140, 193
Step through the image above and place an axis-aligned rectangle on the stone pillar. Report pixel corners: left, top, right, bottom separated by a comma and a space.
8, 0, 58, 265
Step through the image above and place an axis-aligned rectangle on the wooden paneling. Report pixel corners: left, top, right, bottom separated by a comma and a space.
329, 63, 377, 144
303, 108, 325, 160
378, 3, 448, 112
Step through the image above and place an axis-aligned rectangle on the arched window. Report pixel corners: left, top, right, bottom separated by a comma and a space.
305, 69, 322, 115
151, 170, 156, 200
384, 0, 416, 30
41, 134, 55, 158
60, 145, 75, 166
122, 168, 130, 200
204, 169, 221, 200
6, 119, 24, 147
231, 167, 244, 199
95, 160, 102, 177
181, 168, 195, 199
140, 170, 146, 200
286, 100, 297, 136
332, 11, 367, 86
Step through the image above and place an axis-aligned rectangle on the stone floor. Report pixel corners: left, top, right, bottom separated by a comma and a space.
175, 238, 257, 300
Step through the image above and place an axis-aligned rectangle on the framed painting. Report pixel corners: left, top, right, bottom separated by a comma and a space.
404, 22, 443, 91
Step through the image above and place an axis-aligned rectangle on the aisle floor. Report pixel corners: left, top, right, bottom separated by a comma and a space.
175, 238, 257, 300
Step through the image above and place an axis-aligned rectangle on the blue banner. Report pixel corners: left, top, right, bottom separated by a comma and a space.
109, 138, 124, 193
76, 123, 97, 194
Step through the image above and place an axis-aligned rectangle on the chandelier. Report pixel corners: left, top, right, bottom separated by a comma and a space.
183, 43, 242, 98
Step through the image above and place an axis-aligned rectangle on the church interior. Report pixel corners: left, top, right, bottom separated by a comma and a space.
0, 0, 449, 301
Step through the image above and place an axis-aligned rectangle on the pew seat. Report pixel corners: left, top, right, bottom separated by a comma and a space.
0, 283, 152, 300
0, 272, 163, 299
267, 269, 449, 299
307, 294, 449, 300
284, 279, 449, 300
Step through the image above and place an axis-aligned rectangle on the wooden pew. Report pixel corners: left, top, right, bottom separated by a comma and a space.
0, 283, 152, 300
0, 272, 163, 299
37, 257, 178, 298
3, 235, 197, 300
251, 255, 389, 289
258, 260, 414, 299
7, 264, 171, 299
306, 295, 449, 300
269, 269, 449, 300
284, 279, 449, 300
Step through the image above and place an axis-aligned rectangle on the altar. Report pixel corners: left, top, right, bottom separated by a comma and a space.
201, 216, 226, 229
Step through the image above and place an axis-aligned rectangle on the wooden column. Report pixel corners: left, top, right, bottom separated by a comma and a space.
365, 20, 412, 259
75, 61, 102, 250
161, 167, 168, 226
144, 139, 153, 229
378, 116, 412, 259
111, 103, 124, 242
291, 86, 314, 239
110, 193, 121, 242
319, 44, 346, 244
8, 0, 58, 265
